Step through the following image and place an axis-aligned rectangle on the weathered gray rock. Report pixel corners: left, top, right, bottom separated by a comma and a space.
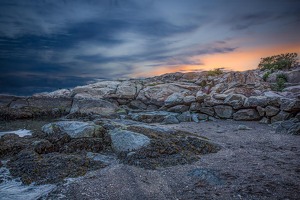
129, 100, 147, 110
177, 111, 192, 122
129, 111, 178, 123
72, 81, 120, 99
70, 98, 118, 117
271, 111, 292, 123
224, 94, 247, 109
214, 105, 233, 119
238, 125, 252, 130
137, 83, 190, 106
162, 115, 180, 124
244, 96, 269, 108
259, 117, 270, 124
198, 113, 209, 120
213, 94, 227, 100
275, 119, 300, 135
191, 113, 200, 123
116, 81, 139, 99
196, 91, 207, 102
283, 85, 300, 93
167, 105, 189, 113
190, 102, 201, 111
199, 107, 215, 116
42, 121, 102, 138
265, 106, 280, 117
280, 98, 300, 112
109, 129, 150, 152
256, 106, 265, 117
233, 109, 260, 121
183, 95, 196, 104
165, 93, 185, 107
203, 97, 223, 107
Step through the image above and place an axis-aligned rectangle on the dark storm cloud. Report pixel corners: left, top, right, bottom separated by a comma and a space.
0, 0, 299, 95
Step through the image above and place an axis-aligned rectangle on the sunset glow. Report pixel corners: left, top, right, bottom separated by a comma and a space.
0, 0, 299, 95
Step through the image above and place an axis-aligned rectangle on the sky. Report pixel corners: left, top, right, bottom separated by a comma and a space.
0, 0, 299, 95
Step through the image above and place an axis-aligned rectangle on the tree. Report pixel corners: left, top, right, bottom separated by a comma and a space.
258, 53, 298, 71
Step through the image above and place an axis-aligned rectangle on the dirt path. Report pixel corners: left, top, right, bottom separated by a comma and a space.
43, 119, 300, 200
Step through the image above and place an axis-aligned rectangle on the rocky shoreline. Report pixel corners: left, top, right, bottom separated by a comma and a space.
0, 67, 299, 199
1, 67, 300, 132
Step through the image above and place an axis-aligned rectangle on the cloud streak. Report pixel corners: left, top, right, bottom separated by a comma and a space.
0, 0, 299, 95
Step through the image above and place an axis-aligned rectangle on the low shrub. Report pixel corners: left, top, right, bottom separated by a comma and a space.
206, 68, 223, 76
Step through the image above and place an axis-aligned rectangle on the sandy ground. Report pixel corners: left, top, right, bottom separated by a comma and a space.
43, 119, 300, 200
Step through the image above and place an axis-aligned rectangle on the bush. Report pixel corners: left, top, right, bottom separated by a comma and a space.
258, 53, 298, 71
262, 71, 272, 81
274, 73, 288, 91
207, 68, 223, 76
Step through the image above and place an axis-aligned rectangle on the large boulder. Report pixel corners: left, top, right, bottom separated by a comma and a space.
280, 98, 300, 112
271, 111, 292, 123
42, 121, 104, 138
71, 81, 120, 99
244, 96, 269, 108
116, 81, 141, 99
177, 111, 192, 122
214, 105, 233, 119
109, 129, 150, 153
275, 119, 300, 135
199, 107, 215, 116
70, 97, 118, 117
224, 94, 247, 109
233, 109, 260, 121
164, 92, 185, 107
265, 106, 280, 117
137, 83, 191, 106
195, 91, 207, 102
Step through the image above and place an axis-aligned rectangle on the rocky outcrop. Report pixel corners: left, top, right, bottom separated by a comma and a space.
1, 67, 299, 124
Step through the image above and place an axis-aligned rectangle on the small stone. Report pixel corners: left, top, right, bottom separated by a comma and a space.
191, 114, 199, 123
237, 125, 252, 130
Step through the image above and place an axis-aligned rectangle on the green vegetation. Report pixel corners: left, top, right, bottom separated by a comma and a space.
274, 73, 288, 91
206, 68, 223, 76
262, 71, 272, 81
258, 53, 298, 71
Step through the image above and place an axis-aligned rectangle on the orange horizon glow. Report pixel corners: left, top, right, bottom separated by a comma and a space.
133, 42, 300, 77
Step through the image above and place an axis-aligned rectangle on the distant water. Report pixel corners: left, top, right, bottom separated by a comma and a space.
0, 164, 56, 200
0, 129, 32, 137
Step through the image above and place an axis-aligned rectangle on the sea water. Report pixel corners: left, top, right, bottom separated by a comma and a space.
0, 164, 56, 200
0, 130, 56, 200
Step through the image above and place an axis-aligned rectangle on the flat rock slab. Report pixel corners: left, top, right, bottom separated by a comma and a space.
42, 121, 99, 138
109, 129, 150, 153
